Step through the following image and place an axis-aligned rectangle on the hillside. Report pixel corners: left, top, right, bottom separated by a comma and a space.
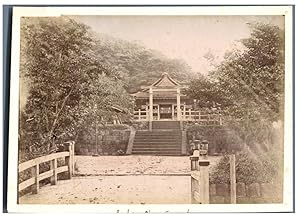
90, 32, 195, 93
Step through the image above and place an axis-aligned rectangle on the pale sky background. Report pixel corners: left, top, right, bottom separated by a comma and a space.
75, 15, 284, 74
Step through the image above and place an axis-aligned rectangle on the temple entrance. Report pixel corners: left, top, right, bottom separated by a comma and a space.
159, 104, 173, 120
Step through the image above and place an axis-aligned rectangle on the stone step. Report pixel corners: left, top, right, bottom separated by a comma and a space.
133, 144, 181, 148
135, 134, 181, 137
132, 127, 182, 156
132, 151, 182, 155
135, 137, 181, 141
132, 147, 181, 150
152, 121, 181, 130
136, 131, 181, 135
134, 138, 181, 141
133, 142, 181, 146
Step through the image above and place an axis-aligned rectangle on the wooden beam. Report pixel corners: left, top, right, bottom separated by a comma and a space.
56, 165, 69, 174
50, 159, 57, 185
19, 178, 35, 192
31, 164, 39, 194
19, 152, 69, 172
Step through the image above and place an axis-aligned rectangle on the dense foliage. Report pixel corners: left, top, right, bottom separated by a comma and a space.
186, 23, 284, 152
19, 16, 193, 161
19, 17, 133, 161
210, 149, 283, 185
90, 32, 194, 93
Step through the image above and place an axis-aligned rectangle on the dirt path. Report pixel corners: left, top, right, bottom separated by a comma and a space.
75, 155, 221, 175
19, 175, 191, 204
20, 155, 221, 204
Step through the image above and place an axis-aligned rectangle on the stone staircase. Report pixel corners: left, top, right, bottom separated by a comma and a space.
132, 121, 183, 156
152, 120, 181, 130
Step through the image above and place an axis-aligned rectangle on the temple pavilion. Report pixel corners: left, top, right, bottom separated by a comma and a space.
132, 72, 192, 122
131, 72, 222, 130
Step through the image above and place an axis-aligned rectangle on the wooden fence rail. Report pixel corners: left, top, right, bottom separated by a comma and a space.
133, 109, 222, 125
18, 141, 75, 195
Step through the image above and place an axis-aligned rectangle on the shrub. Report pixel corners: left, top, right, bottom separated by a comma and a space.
210, 150, 283, 185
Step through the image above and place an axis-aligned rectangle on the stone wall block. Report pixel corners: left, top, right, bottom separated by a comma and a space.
260, 183, 275, 199
216, 183, 230, 197
248, 183, 261, 197
210, 196, 225, 204
209, 184, 217, 196
236, 182, 246, 197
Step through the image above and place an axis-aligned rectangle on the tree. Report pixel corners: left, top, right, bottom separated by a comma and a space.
186, 23, 284, 151
89, 32, 194, 93
214, 23, 284, 120
185, 74, 230, 108
19, 17, 132, 161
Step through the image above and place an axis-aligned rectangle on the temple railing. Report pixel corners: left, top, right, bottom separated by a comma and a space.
181, 109, 222, 125
133, 109, 222, 125
133, 109, 149, 121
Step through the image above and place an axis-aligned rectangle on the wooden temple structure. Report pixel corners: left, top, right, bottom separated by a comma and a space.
131, 73, 222, 130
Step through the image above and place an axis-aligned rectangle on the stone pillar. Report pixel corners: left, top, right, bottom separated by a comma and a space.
176, 88, 181, 121
149, 87, 153, 130
190, 153, 210, 204
190, 154, 199, 203
198, 159, 210, 204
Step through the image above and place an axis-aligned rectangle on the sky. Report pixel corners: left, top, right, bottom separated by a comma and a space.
75, 15, 284, 74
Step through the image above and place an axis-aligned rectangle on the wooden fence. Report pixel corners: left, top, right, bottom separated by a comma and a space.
134, 108, 222, 125
18, 141, 75, 195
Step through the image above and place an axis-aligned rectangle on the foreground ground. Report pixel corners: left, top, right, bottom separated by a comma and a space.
75, 155, 221, 175
20, 155, 221, 204
19, 175, 190, 204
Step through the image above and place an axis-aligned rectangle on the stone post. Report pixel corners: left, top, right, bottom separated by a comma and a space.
198, 159, 210, 204
190, 149, 210, 204
190, 152, 199, 203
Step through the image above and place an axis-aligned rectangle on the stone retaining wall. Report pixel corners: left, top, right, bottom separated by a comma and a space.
75, 129, 131, 155
209, 182, 282, 204
185, 124, 243, 155
132, 121, 149, 130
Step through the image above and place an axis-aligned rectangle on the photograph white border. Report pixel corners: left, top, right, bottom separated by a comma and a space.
7, 5, 294, 213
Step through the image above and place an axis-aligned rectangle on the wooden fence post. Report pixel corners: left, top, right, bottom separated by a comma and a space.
72, 141, 75, 174
50, 159, 57, 185
31, 164, 39, 194
230, 154, 237, 204
66, 144, 72, 179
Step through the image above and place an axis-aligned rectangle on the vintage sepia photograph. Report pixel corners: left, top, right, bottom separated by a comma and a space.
6, 6, 294, 213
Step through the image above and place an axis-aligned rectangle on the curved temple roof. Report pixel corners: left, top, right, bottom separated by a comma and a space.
131, 73, 187, 99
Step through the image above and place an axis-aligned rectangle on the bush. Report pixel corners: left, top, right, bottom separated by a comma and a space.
210, 150, 283, 185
